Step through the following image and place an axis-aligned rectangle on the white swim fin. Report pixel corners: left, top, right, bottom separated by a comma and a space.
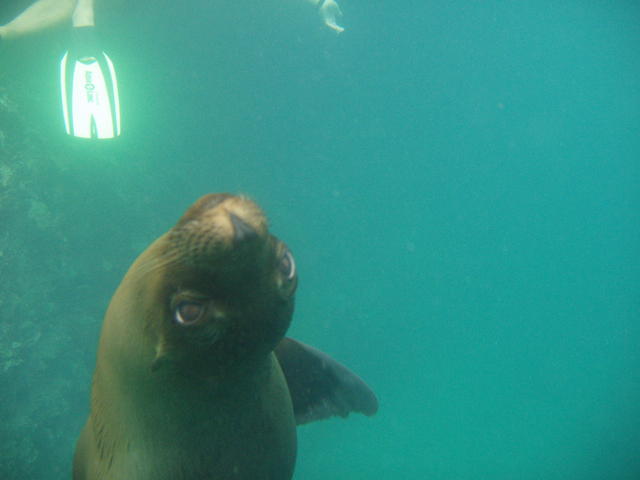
60, 27, 121, 139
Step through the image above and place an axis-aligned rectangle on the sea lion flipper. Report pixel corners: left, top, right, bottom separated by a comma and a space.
274, 337, 378, 425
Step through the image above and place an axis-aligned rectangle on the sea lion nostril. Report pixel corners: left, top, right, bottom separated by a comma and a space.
229, 213, 257, 243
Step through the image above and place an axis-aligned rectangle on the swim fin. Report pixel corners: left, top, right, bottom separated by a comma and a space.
60, 26, 121, 139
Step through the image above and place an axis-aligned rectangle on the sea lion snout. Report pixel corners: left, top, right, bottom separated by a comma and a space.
176, 194, 268, 236
229, 212, 258, 243
168, 194, 269, 268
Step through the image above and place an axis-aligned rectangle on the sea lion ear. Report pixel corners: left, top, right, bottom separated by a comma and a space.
150, 341, 169, 372
274, 337, 378, 425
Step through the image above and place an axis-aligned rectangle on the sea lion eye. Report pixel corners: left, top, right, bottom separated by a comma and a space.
278, 250, 296, 281
175, 301, 205, 326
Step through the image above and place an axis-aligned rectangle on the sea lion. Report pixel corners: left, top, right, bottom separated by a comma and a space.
73, 193, 378, 480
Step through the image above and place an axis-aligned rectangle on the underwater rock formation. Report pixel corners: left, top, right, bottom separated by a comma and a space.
0, 86, 89, 479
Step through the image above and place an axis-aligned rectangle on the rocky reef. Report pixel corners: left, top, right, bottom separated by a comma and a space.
0, 75, 128, 478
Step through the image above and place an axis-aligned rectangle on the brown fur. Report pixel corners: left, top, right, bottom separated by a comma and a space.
74, 194, 298, 480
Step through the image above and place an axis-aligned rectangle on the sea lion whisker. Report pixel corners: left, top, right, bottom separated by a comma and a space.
130, 250, 184, 281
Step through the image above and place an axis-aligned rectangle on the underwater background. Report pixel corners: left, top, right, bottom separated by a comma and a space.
1, 0, 639, 478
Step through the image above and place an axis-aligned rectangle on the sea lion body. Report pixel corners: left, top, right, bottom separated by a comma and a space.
73, 194, 377, 480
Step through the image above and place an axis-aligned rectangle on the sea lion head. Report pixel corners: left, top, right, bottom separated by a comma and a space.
130, 193, 298, 377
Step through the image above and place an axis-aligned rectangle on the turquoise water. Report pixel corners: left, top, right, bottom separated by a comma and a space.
1, 0, 639, 478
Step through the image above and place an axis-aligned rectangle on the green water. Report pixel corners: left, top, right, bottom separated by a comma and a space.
1, 1, 639, 478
